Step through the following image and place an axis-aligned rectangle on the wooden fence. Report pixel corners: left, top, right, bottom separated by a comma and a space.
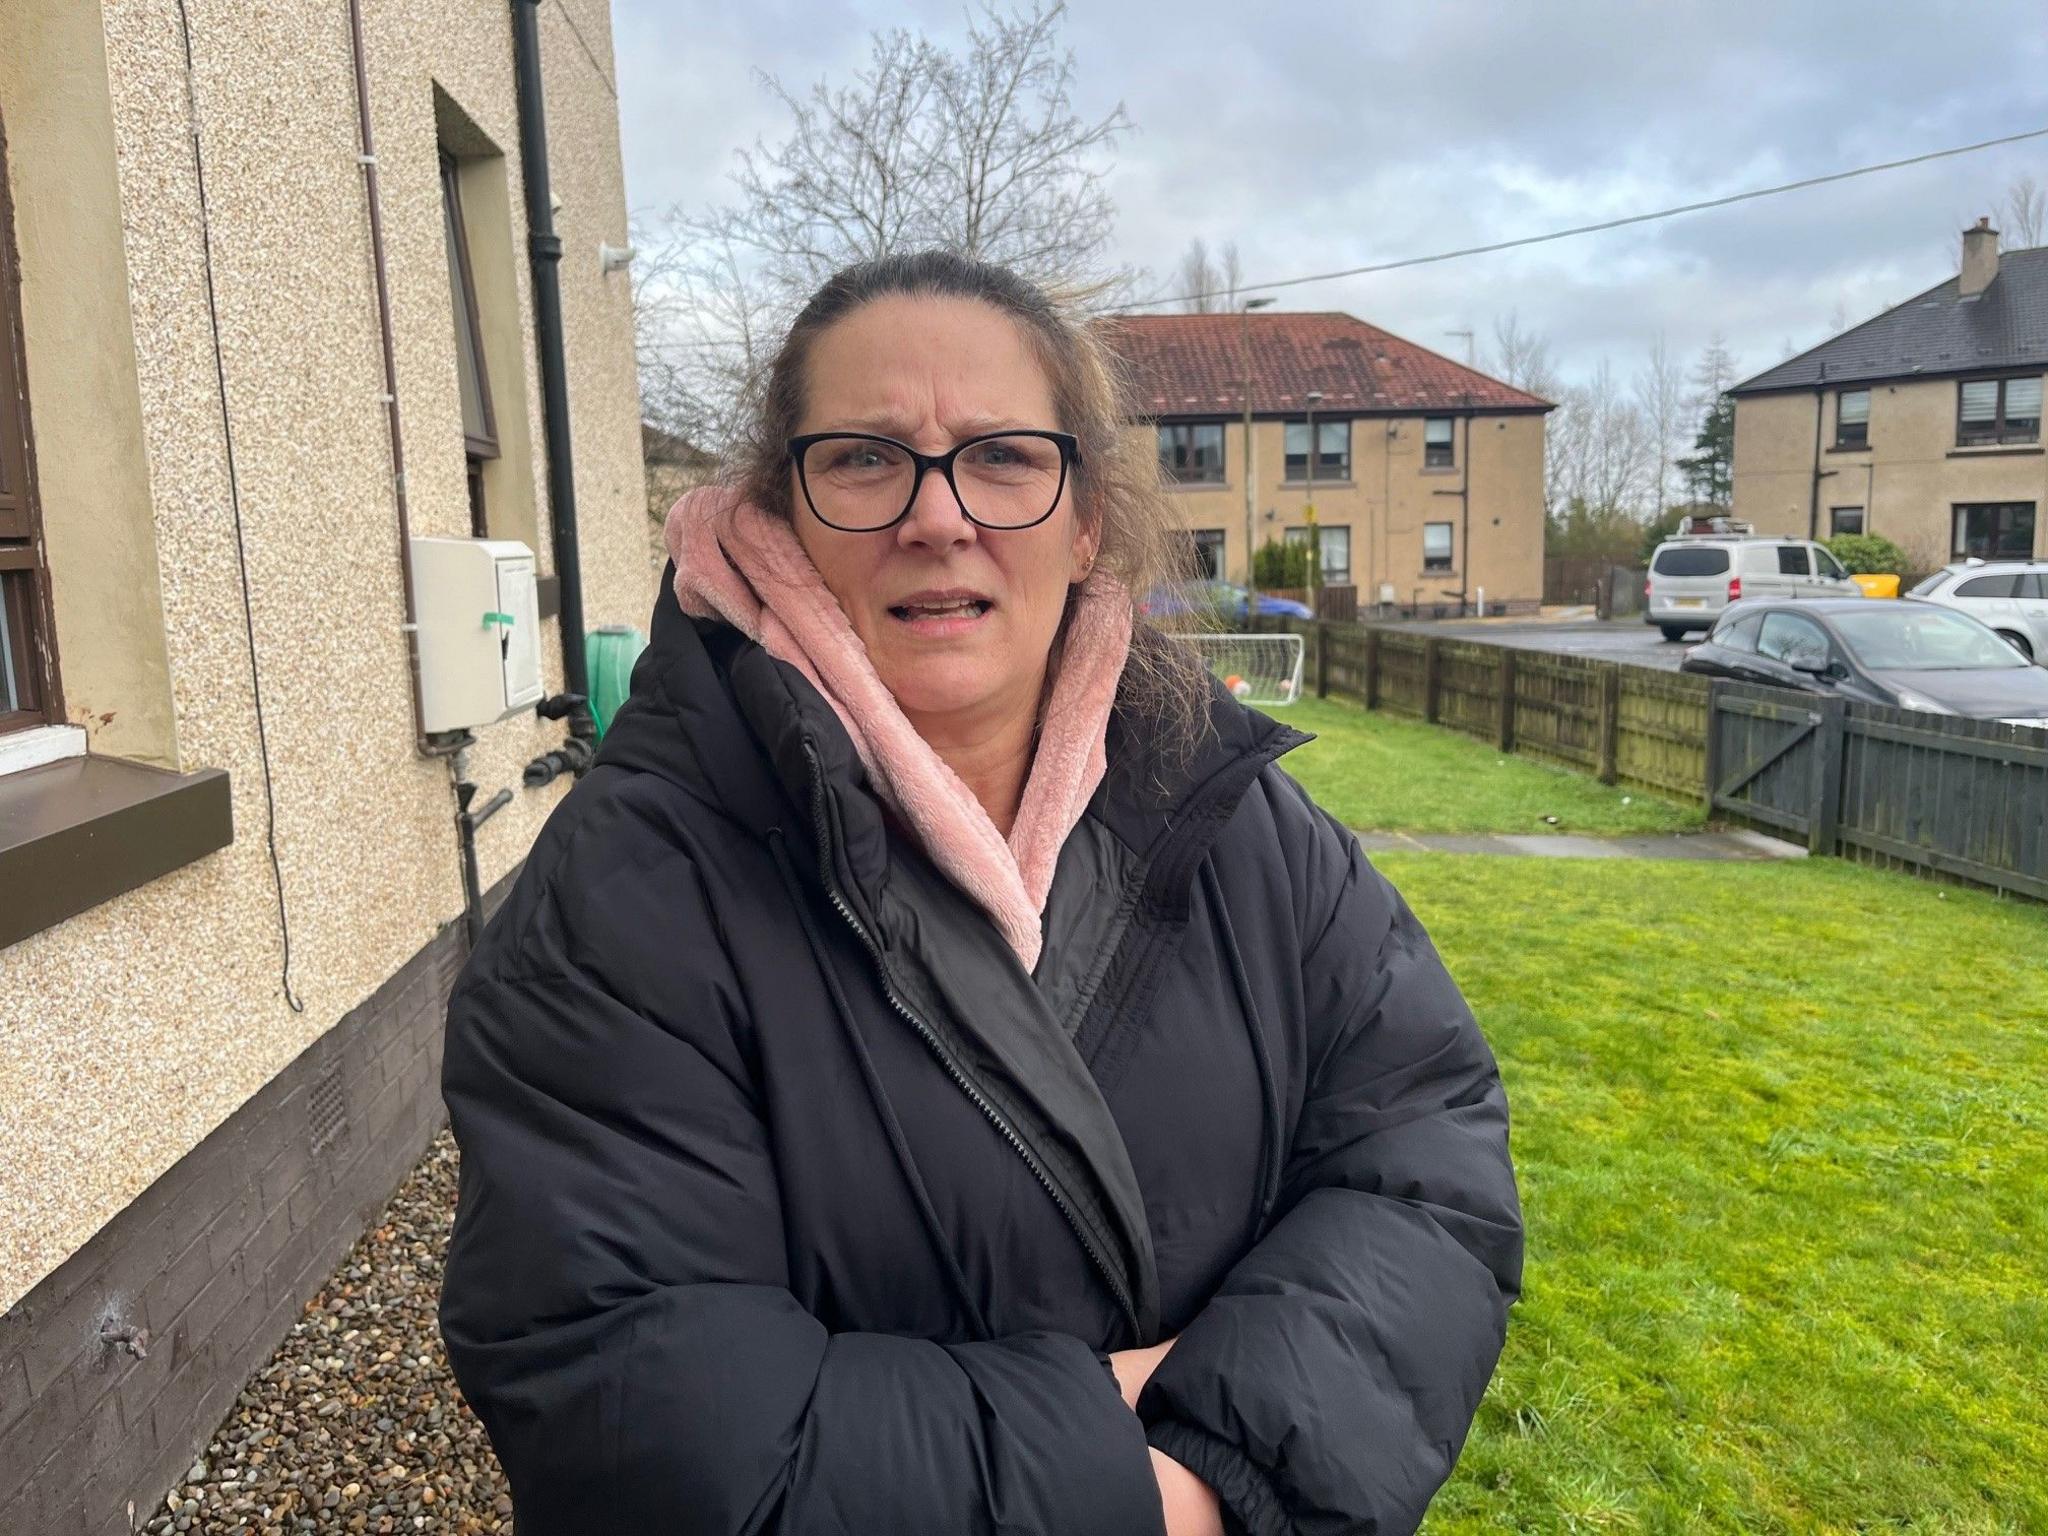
1273, 620, 2046, 902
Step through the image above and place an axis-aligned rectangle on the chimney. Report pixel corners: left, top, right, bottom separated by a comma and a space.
1960, 216, 2000, 297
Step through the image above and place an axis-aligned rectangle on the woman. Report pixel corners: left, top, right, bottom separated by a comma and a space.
439, 251, 1521, 1536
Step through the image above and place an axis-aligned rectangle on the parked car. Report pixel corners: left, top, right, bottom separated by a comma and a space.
1645, 534, 1861, 641
1906, 559, 2048, 662
1680, 598, 2048, 726
1141, 580, 1315, 623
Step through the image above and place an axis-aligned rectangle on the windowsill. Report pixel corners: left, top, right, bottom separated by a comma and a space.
1163, 479, 1230, 492
0, 723, 87, 777
1947, 444, 2043, 458
1420, 568, 1458, 578
0, 753, 233, 950
1825, 443, 1872, 454
1420, 465, 1459, 475
1279, 479, 1355, 489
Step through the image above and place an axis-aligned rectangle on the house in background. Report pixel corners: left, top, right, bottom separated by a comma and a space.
1730, 219, 2046, 569
642, 419, 719, 525
0, 2, 651, 1530
1102, 311, 1552, 616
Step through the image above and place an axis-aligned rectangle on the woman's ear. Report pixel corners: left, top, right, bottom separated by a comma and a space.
1069, 516, 1101, 584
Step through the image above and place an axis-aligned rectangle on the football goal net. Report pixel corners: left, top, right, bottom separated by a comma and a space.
1173, 633, 1305, 707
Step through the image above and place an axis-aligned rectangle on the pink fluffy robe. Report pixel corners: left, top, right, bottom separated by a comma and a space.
664, 484, 1132, 971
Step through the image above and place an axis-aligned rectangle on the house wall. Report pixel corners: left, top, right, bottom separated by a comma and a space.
0, 0, 653, 1322
1732, 379, 2048, 566
1138, 412, 1547, 610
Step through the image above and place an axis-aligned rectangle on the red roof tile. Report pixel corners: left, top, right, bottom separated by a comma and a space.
1099, 311, 1552, 418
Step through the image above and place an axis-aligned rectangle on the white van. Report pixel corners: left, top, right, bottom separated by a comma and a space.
1645, 536, 1861, 640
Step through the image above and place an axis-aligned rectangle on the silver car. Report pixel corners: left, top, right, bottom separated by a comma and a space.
1907, 560, 2048, 663
1645, 535, 1861, 640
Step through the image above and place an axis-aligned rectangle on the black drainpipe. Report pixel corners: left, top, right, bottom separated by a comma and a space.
511, 0, 594, 760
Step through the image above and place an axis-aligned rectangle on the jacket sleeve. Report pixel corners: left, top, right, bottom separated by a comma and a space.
1137, 830, 1523, 1536
438, 839, 1164, 1536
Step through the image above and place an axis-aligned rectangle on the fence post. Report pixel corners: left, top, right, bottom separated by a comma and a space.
1315, 622, 1329, 699
1809, 696, 1847, 856
1424, 637, 1442, 723
1701, 680, 1723, 814
1596, 664, 1621, 785
1495, 647, 1515, 752
1364, 629, 1381, 710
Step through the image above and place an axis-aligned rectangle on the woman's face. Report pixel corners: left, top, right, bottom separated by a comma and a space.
791, 294, 1097, 734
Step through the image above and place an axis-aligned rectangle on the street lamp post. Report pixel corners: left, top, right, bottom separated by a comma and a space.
1305, 389, 1324, 619
1239, 296, 1275, 616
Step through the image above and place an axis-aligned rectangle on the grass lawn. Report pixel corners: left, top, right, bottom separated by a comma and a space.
1276, 694, 1703, 836
1370, 854, 2048, 1533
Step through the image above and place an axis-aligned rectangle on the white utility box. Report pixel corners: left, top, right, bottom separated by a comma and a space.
410, 537, 544, 732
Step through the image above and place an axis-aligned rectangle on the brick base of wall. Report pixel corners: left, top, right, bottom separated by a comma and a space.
0, 869, 516, 1536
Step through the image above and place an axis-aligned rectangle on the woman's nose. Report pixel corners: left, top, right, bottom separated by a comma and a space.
897, 463, 977, 551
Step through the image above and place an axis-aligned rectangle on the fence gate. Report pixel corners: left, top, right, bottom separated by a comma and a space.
1705, 681, 1848, 851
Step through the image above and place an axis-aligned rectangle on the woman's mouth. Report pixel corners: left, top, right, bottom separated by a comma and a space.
887, 593, 994, 635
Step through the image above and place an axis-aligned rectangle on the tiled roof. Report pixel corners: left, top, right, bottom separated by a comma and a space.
1099, 310, 1553, 418
1731, 245, 2048, 396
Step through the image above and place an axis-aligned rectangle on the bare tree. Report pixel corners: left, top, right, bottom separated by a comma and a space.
1488, 311, 1557, 397
1175, 238, 1245, 312
1690, 332, 1739, 414
1633, 333, 1684, 524
1544, 361, 1655, 520
2001, 174, 2046, 246
637, 1, 1134, 452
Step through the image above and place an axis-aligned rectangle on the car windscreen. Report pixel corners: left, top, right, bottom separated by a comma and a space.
1906, 572, 1950, 597
1652, 545, 1731, 577
1830, 605, 2029, 672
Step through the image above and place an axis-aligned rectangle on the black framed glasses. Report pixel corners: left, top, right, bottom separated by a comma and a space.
788, 430, 1080, 533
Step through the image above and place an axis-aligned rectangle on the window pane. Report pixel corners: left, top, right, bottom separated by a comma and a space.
1316, 420, 1349, 474
1757, 611, 1827, 663
1192, 530, 1225, 579
1424, 418, 1453, 445
1193, 423, 1224, 478
1954, 502, 2037, 559
1830, 506, 1864, 536
1837, 389, 1870, 426
2003, 376, 2041, 441
1320, 526, 1351, 583
442, 159, 495, 450
1423, 522, 1453, 567
1284, 422, 1310, 456
1776, 545, 1810, 575
1955, 574, 2020, 598
1652, 546, 1731, 576
1814, 547, 1846, 578
1960, 380, 2000, 422
0, 573, 23, 713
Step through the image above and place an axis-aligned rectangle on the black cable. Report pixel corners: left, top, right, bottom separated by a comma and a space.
175, 0, 303, 1014
1106, 124, 2048, 313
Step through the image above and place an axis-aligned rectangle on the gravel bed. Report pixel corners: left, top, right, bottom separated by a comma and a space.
147, 1131, 514, 1535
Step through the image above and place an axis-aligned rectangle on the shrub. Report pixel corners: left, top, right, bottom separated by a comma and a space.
1826, 532, 1909, 575
1253, 537, 1312, 588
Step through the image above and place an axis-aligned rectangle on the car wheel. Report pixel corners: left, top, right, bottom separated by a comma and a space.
1996, 630, 2034, 663
1659, 625, 1686, 642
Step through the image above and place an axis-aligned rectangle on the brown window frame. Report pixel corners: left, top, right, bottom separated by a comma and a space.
1955, 375, 2041, 447
1423, 415, 1456, 469
1283, 418, 1351, 481
1830, 505, 1865, 537
0, 111, 63, 736
1157, 421, 1225, 485
1834, 388, 1869, 449
1422, 520, 1455, 572
441, 152, 497, 538
1952, 502, 2036, 561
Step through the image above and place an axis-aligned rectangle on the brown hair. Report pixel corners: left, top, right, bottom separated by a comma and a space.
733, 250, 1209, 751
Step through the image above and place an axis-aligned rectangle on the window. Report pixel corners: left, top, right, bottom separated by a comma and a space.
1953, 502, 2036, 560
441, 152, 497, 537
1956, 376, 2042, 446
1813, 545, 1847, 580
1830, 506, 1864, 536
1953, 573, 2020, 599
1834, 389, 1869, 449
1284, 524, 1351, 585
0, 121, 58, 733
1712, 611, 1765, 653
1423, 416, 1455, 469
1651, 545, 1731, 577
1775, 545, 1811, 576
1283, 419, 1350, 480
2021, 573, 2048, 599
1158, 422, 1225, 485
1182, 528, 1226, 579
1756, 611, 1829, 666
1423, 521, 1454, 571
1907, 571, 1951, 598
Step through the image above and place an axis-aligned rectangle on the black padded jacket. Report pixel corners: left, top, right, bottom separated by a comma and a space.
439, 572, 1522, 1535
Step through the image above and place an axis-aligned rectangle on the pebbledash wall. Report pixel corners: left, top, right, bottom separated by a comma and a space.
0, 1, 654, 1530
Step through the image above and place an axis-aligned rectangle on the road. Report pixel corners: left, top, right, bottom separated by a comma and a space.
1377, 615, 1692, 670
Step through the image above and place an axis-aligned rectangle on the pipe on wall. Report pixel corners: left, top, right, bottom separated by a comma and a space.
509, 0, 591, 713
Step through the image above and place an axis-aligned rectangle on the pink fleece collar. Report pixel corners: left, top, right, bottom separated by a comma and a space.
664, 484, 1131, 972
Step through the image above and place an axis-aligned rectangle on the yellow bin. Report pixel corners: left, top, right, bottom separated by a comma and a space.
1852, 572, 1900, 599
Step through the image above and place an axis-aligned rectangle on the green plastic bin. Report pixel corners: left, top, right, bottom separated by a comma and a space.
587, 625, 648, 739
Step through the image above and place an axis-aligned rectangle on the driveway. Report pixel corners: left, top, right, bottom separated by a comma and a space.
1376, 616, 1690, 671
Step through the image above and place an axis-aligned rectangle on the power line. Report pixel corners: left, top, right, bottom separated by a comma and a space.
1107, 125, 2048, 313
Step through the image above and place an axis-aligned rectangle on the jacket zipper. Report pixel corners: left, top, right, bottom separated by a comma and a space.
801, 743, 1141, 1337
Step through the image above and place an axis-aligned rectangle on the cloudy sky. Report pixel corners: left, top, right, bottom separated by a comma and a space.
610, 0, 2048, 392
